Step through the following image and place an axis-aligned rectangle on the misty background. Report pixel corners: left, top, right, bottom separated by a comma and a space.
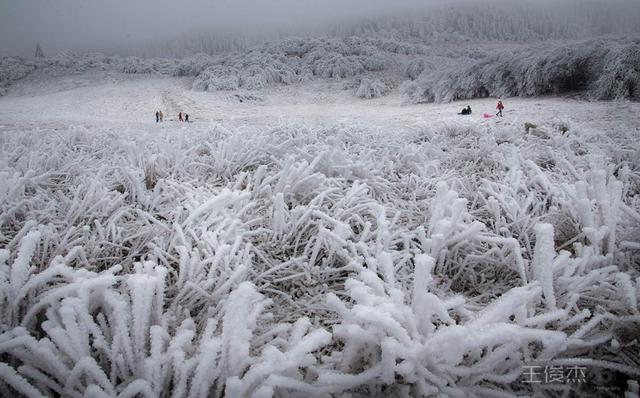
1, 0, 640, 58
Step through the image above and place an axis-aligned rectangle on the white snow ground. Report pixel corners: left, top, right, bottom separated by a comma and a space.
2, 73, 639, 131
1, 72, 640, 397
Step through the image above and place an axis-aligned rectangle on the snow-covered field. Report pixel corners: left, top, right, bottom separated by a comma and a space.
1, 73, 640, 397
3, 73, 640, 130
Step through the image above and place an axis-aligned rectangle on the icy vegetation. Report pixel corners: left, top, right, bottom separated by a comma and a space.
355, 78, 388, 99
0, 37, 395, 96
1, 114, 639, 396
3, 35, 639, 104
190, 37, 387, 92
0, 57, 38, 96
403, 38, 640, 103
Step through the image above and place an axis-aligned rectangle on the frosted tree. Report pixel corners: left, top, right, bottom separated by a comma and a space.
34, 42, 44, 58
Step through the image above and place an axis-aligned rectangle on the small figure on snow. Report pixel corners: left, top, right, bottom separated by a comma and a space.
178, 112, 183, 122
155, 111, 159, 123
185, 113, 189, 122
459, 105, 472, 115
496, 100, 504, 117
159, 110, 164, 122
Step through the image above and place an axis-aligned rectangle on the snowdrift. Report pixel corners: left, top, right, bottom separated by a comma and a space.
1, 117, 639, 396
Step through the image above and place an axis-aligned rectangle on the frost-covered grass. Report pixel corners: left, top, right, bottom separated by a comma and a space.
1, 115, 639, 397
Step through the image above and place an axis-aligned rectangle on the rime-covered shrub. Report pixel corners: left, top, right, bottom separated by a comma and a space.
192, 65, 240, 91
307, 52, 364, 78
172, 53, 215, 76
403, 38, 640, 103
360, 55, 385, 72
0, 57, 37, 95
593, 41, 640, 100
191, 49, 301, 91
43, 51, 76, 68
74, 52, 111, 71
405, 58, 428, 80
379, 39, 427, 55
316, 37, 351, 55
279, 38, 313, 57
119, 56, 156, 74
292, 38, 392, 78
401, 77, 436, 103
355, 78, 388, 99
237, 60, 297, 90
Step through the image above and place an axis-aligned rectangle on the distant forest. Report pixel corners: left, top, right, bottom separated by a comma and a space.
136, 1, 640, 57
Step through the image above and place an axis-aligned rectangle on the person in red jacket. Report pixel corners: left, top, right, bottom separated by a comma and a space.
496, 100, 504, 117
178, 112, 183, 122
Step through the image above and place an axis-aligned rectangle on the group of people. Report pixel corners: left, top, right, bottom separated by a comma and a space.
458, 100, 505, 117
157, 101, 504, 123
154, 111, 190, 123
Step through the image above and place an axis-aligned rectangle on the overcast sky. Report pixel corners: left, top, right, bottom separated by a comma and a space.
1, 0, 638, 57
0, 0, 438, 56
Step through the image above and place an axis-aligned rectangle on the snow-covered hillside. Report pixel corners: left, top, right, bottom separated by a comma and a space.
2, 36, 639, 103
1, 72, 639, 396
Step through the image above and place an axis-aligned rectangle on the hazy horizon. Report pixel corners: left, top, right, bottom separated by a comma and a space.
1, 0, 639, 57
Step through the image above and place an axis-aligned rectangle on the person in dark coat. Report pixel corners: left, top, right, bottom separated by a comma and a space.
459, 105, 472, 115
185, 114, 189, 122
155, 111, 159, 123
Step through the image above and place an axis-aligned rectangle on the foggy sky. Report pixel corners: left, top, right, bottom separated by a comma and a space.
0, 0, 434, 56
1, 0, 638, 57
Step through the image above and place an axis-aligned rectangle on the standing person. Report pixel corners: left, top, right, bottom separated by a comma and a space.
496, 100, 504, 117
159, 110, 164, 122
185, 113, 189, 122
155, 111, 159, 123
178, 112, 183, 122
